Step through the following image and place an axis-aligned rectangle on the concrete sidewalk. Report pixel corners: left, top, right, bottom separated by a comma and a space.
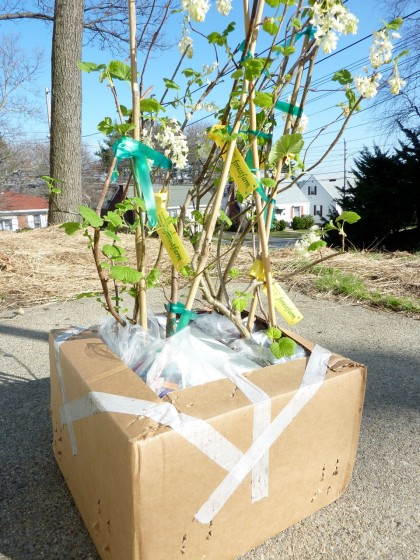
0, 294, 418, 559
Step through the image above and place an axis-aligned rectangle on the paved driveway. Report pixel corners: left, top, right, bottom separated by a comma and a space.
0, 294, 418, 559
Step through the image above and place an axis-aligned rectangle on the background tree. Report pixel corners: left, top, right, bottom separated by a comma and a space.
336, 127, 419, 250
0, 33, 43, 133
0, 0, 175, 224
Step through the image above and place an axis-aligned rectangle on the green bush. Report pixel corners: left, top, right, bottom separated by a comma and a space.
271, 219, 287, 232
291, 215, 315, 230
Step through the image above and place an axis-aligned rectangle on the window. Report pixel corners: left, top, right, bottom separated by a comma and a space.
314, 205, 323, 217
33, 215, 42, 228
0, 219, 13, 231
292, 206, 301, 217
308, 185, 317, 195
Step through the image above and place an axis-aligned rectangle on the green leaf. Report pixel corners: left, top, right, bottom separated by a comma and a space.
228, 267, 240, 279
102, 244, 125, 259
291, 18, 302, 29
263, 18, 279, 36
268, 133, 304, 165
323, 220, 338, 232
254, 91, 273, 108
270, 337, 296, 359
59, 222, 81, 236
110, 266, 142, 284
386, 17, 403, 30
97, 117, 114, 135
119, 105, 131, 117
131, 197, 147, 212
145, 268, 161, 288
336, 211, 361, 224
307, 240, 327, 252
163, 78, 180, 90
345, 89, 358, 110
274, 45, 296, 57
266, 326, 282, 341
332, 69, 353, 85
76, 291, 103, 299
182, 68, 197, 78
104, 211, 123, 228
140, 98, 165, 114
192, 210, 204, 225
108, 60, 131, 82
218, 209, 232, 227
243, 58, 266, 81
231, 68, 243, 80
207, 31, 225, 46
79, 205, 104, 228
232, 291, 252, 313
78, 61, 105, 73
261, 177, 276, 188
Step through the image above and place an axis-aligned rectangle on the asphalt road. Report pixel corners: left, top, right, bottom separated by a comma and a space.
0, 293, 419, 560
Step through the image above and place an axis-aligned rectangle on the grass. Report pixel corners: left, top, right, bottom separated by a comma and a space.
312, 265, 420, 314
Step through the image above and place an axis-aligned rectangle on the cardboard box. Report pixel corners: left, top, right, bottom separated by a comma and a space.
50, 327, 366, 560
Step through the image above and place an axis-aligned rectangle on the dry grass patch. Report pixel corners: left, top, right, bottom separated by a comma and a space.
0, 227, 419, 318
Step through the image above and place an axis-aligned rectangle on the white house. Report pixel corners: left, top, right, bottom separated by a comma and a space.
298, 175, 343, 224
274, 182, 310, 224
0, 192, 48, 231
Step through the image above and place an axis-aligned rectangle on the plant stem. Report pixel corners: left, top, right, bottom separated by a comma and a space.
129, 0, 147, 330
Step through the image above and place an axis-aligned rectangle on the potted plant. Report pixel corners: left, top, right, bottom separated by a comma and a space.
50, 1, 405, 558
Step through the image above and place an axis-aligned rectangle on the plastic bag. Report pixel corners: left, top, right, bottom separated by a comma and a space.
144, 327, 260, 397
99, 315, 162, 378
191, 311, 241, 345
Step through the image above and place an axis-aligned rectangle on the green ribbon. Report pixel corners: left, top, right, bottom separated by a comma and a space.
281, 25, 317, 48
112, 137, 172, 228
274, 100, 303, 118
245, 152, 276, 227
164, 302, 197, 333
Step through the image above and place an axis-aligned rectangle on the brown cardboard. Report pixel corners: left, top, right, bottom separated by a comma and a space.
50, 328, 366, 560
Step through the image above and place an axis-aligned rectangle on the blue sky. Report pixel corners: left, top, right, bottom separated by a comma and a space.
0, 0, 416, 182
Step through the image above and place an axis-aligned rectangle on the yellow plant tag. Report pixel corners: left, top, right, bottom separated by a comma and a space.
249, 259, 265, 281
263, 282, 304, 325
208, 125, 259, 199
155, 192, 191, 272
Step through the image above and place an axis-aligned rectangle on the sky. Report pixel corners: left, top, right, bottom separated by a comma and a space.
0, 0, 418, 185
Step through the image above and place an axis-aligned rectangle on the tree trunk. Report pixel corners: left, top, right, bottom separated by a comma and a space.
48, 0, 84, 224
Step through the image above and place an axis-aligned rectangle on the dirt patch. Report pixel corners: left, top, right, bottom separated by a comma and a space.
0, 227, 418, 318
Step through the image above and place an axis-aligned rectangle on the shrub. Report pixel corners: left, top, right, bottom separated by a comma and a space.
292, 215, 315, 230
271, 219, 287, 232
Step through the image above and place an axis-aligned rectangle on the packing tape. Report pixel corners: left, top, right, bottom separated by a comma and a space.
54, 327, 86, 456
56, 330, 330, 523
195, 344, 331, 523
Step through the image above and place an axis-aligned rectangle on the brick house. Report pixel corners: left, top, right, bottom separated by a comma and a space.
0, 192, 49, 231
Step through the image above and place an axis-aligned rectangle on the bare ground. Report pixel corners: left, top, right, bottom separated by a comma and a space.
0, 227, 419, 318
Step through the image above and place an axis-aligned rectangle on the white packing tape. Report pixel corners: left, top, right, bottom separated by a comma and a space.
54, 327, 86, 456
195, 344, 332, 523
57, 335, 331, 523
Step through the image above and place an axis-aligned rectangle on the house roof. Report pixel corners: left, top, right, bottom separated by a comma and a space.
275, 183, 309, 205
298, 175, 342, 199
0, 192, 49, 211
123, 183, 213, 209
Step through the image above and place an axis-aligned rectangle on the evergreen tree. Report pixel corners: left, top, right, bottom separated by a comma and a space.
336, 128, 419, 249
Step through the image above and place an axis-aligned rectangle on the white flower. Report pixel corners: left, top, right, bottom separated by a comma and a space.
354, 74, 381, 99
182, 0, 210, 22
296, 113, 309, 133
388, 71, 406, 95
295, 226, 323, 255
310, 1, 358, 54
178, 33, 193, 58
369, 30, 393, 68
216, 0, 232, 16
155, 120, 189, 169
